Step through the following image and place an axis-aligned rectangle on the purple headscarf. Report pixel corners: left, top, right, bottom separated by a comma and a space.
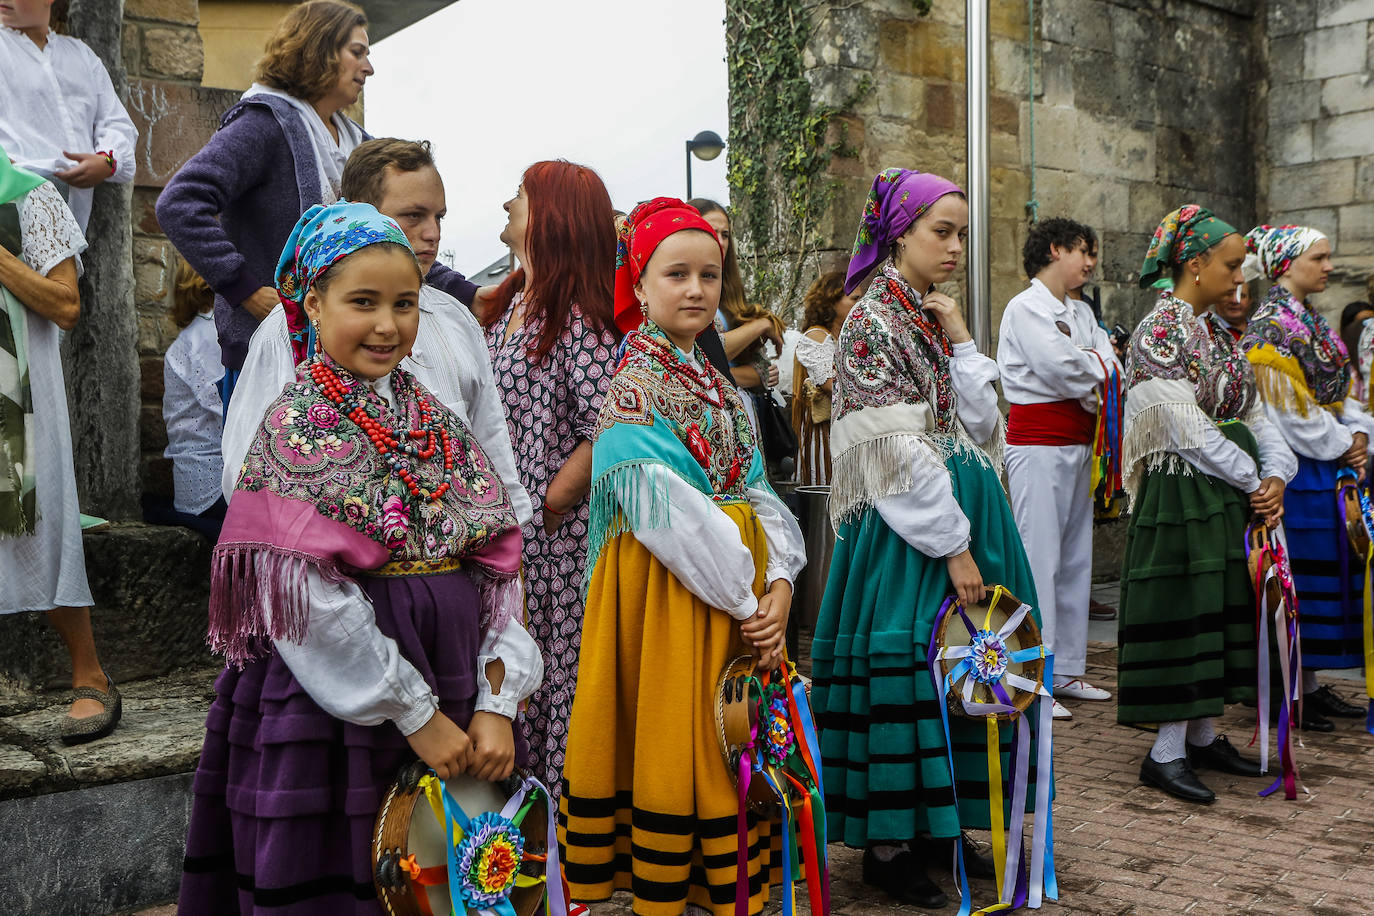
845, 167, 965, 294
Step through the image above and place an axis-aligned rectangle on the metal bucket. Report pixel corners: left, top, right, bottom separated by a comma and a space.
792, 485, 834, 632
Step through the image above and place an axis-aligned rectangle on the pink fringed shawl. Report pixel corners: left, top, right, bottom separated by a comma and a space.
210, 361, 523, 665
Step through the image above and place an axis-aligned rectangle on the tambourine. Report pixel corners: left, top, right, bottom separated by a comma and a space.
1246, 523, 1294, 616
372, 760, 552, 916
715, 657, 788, 814
931, 586, 1045, 721
1336, 468, 1372, 559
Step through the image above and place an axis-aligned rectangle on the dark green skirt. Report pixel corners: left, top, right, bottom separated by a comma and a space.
811, 451, 1042, 846
1117, 422, 1258, 725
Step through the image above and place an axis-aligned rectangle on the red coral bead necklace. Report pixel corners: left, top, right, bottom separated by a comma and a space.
309, 358, 454, 503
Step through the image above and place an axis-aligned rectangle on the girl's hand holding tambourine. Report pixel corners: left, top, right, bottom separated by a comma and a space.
742, 579, 792, 666
404, 710, 473, 780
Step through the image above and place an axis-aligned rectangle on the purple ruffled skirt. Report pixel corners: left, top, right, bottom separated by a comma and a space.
178, 570, 525, 915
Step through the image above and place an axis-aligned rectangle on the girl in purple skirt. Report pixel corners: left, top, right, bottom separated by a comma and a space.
177, 200, 543, 915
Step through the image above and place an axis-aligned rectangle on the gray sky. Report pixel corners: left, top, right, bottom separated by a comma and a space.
368, 0, 730, 276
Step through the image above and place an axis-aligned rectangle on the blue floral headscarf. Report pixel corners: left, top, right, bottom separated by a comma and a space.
275, 200, 413, 363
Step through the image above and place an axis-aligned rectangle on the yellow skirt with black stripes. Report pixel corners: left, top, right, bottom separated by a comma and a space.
559, 502, 782, 916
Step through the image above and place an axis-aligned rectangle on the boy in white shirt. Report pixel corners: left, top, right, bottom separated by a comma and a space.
998, 218, 1121, 719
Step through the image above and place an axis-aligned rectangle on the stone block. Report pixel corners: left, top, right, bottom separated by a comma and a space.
1021, 103, 1079, 172
1078, 117, 1155, 183
1036, 42, 1074, 106
1268, 122, 1314, 166
877, 19, 965, 82
141, 26, 203, 82
1075, 178, 1133, 233
0, 772, 194, 914
140, 354, 165, 402
1339, 202, 1374, 245
1316, 0, 1374, 28
1268, 159, 1357, 209
1322, 72, 1374, 116
0, 525, 213, 692
992, 166, 1030, 214
990, 131, 1021, 168
1128, 180, 1174, 230
991, 0, 1028, 38
1358, 154, 1374, 198
120, 22, 139, 77
133, 187, 163, 234
1314, 109, 1374, 160
1304, 23, 1368, 80
0, 745, 46, 795
1042, 0, 1113, 53
1269, 0, 1318, 37
1100, 229, 1152, 287
925, 82, 964, 131
1269, 34, 1307, 82
1109, 3, 1160, 68
991, 35, 1030, 96
143, 453, 174, 498
807, 64, 871, 113
1268, 205, 1341, 234
813, 3, 878, 70
1268, 79, 1322, 125
126, 0, 198, 25
126, 80, 239, 188
990, 92, 1019, 135
875, 73, 925, 122
1073, 48, 1157, 126
141, 402, 170, 452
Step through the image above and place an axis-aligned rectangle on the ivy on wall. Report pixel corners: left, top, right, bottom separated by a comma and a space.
725, 0, 869, 315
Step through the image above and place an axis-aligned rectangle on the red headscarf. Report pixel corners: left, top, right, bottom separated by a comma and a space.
613, 197, 724, 334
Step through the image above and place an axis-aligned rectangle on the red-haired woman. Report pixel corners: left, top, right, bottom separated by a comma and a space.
484, 160, 619, 796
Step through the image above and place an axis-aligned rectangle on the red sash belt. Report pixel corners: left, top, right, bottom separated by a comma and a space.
1007, 400, 1095, 446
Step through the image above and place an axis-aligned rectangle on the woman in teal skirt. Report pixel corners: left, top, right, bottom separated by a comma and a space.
1118, 206, 1296, 804
810, 168, 1041, 908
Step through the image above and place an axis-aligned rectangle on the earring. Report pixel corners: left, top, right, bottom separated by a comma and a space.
639, 299, 648, 318
1193, 273, 1200, 285
311, 317, 322, 337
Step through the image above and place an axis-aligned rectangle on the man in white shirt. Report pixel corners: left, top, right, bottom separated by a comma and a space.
0, 0, 138, 233
998, 218, 1121, 719
220, 139, 532, 525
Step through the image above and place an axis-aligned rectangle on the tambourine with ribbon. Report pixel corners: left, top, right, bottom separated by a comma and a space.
1334, 468, 1374, 734
714, 656, 829, 916
372, 760, 566, 916
929, 585, 1057, 916
1243, 523, 1306, 799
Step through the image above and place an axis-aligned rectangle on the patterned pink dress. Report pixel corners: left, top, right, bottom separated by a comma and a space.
485, 293, 618, 795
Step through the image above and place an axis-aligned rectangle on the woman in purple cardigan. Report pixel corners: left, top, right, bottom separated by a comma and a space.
157, 1, 376, 404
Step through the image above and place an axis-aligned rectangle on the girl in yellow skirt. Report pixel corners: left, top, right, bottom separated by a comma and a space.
559, 198, 806, 915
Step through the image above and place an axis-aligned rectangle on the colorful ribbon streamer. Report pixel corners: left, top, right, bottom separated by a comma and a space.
1089, 355, 1124, 520
1244, 523, 1307, 799
1335, 468, 1374, 733
929, 589, 1057, 915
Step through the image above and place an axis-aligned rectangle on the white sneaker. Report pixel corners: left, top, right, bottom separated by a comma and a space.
1051, 699, 1072, 719
1055, 678, 1112, 701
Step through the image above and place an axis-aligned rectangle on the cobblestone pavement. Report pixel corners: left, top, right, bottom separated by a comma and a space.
123, 640, 1373, 916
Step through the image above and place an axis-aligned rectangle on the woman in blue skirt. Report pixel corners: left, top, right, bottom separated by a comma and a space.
1241, 224, 1373, 730
810, 168, 1041, 908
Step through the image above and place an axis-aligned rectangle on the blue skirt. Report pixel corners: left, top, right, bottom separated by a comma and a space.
1285, 456, 1364, 669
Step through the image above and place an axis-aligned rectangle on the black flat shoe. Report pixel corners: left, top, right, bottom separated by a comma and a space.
1300, 707, 1335, 732
1187, 735, 1263, 777
1140, 755, 1215, 804
862, 847, 948, 909
918, 831, 996, 880
1306, 685, 1366, 719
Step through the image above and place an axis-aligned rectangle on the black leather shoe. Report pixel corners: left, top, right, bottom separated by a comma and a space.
918, 831, 995, 880
1301, 706, 1335, 732
1306, 685, 1366, 719
1139, 755, 1215, 804
1187, 735, 1263, 777
863, 847, 948, 909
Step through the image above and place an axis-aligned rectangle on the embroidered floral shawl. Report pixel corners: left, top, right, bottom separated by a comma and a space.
210, 359, 522, 664
1240, 283, 1352, 415
1122, 294, 1258, 494
586, 323, 768, 582
829, 263, 1001, 527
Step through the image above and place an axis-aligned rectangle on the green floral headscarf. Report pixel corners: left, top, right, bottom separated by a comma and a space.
1138, 205, 1236, 289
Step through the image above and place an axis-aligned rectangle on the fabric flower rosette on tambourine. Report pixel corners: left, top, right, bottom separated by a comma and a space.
714, 657, 830, 916
371, 761, 568, 916
1244, 522, 1309, 797
1334, 468, 1374, 734
929, 586, 1057, 916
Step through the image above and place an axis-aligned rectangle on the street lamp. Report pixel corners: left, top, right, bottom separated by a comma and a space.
685, 130, 725, 201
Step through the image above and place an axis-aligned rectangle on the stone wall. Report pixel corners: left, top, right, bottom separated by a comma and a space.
764, 0, 1263, 343
1261, 0, 1374, 313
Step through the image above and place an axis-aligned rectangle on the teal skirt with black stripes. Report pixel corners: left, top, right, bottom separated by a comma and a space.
810, 451, 1044, 847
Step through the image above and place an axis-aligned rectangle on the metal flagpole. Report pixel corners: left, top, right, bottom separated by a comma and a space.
966, 0, 992, 353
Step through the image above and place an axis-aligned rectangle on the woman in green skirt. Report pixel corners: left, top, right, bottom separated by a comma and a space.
1119, 206, 1296, 803
810, 167, 1041, 908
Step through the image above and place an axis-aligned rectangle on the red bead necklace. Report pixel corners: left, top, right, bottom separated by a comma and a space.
308, 360, 455, 503
887, 278, 953, 356
628, 332, 726, 407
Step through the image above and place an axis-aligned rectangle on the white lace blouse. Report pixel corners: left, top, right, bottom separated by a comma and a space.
162, 313, 225, 514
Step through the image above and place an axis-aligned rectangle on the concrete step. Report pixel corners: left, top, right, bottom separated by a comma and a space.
0, 665, 217, 916
0, 523, 213, 692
